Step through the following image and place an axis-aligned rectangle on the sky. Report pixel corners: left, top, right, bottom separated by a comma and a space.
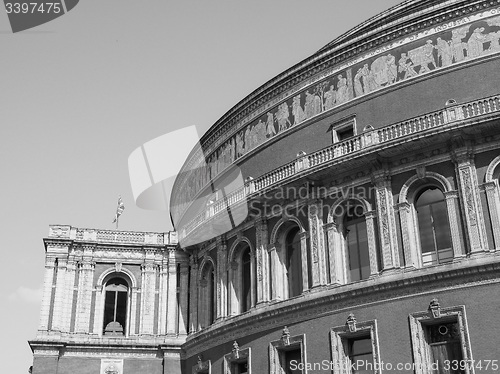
0, 0, 403, 371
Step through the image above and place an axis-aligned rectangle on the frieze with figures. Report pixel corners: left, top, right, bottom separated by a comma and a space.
172, 11, 500, 222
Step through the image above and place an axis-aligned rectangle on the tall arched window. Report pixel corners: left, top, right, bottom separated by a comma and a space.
415, 187, 452, 266
103, 277, 129, 336
286, 227, 302, 298
241, 248, 252, 313
343, 203, 370, 282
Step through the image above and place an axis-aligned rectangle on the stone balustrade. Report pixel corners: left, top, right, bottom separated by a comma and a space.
178, 94, 500, 243
48, 225, 178, 246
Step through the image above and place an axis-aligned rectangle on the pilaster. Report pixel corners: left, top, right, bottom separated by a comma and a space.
74, 257, 95, 333
308, 202, 328, 287
365, 210, 380, 277
158, 260, 169, 335
255, 217, 270, 304
38, 256, 56, 332
298, 231, 310, 292
178, 260, 190, 335
452, 148, 487, 253
166, 252, 178, 334
268, 244, 284, 301
324, 222, 345, 285
189, 256, 199, 333
484, 181, 500, 250
396, 202, 420, 268
139, 260, 157, 335
63, 258, 77, 332
216, 237, 228, 320
373, 171, 400, 271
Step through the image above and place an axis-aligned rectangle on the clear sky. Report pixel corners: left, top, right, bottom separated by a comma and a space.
0, 0, 402, 371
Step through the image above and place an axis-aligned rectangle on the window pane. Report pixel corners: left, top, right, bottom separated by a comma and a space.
115, 291, 127, 329
432, 201, 452, 250
241, 248, 251, 312
417, 205, 434, 253
350, 337, 374, 374
103, 290, 116, 328
282, 349, 302, 374
287, 229, 302, 297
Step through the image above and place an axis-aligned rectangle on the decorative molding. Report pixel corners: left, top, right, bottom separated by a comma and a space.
330, 317, 381, 374
192, 355, 211, 374
409, 300, 474, 374
269, 329, 307, 374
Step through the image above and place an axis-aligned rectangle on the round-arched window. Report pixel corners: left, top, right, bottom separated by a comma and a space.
103, 277, 129, 336
415, 187, 452, 265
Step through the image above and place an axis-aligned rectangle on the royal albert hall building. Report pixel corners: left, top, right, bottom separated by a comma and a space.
31, 0, 500, 373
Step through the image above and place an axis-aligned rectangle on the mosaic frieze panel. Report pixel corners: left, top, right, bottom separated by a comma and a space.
172, 10, 500, 221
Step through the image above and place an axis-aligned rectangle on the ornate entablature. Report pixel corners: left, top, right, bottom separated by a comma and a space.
171, 5, 500, 224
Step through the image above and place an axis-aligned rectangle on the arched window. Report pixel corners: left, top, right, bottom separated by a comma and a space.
343, 202, 370, 282
241, 248, 252, 313
103, 277, 129, 336
415, 187, 453, 266
285, 227, 302, 298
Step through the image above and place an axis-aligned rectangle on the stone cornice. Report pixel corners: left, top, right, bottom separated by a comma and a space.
183, 252, 500, 357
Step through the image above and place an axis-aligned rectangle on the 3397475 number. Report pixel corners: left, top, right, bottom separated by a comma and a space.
5, 2, 61, 14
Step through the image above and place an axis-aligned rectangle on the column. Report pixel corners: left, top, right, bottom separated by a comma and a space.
166, 254, 178, 334
74, 259, 95, 333
255, 217, 270, 304
216, 237, 228, 320
38, 256, 56, 332
178, 261, 189, 335
307, 202, 328, 287
484, 181, 500, 249
396, 202, 420, 268
139, 262, 157, 335
373, 172, 400, 271
157, 260, 169, 335
453, 149, 487, 253
189, 256, 198, 333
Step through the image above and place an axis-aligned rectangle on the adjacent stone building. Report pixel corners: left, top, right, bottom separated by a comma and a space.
31, 0, 500, 373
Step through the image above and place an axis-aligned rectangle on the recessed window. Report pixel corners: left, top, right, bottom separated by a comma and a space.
426, 322, 464, 373
344, 203, 370, 282
349, 336, 374, 374
269, 327, 306, 374
409, 300, 473, 374
329, 115, 357, 144
286, 228, 302, 298
241, 248, 252, 312
415, 188, 453, 265
330, 316, 381, 374
103, 277, 128, 336
224, 342, 251, 374
280, 348, 302, 374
